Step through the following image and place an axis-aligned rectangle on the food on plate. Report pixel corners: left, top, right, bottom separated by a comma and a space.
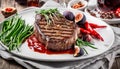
63, 11, 75, 21
99, 11, 114, 19
35, 8, 78, 51
0, 8, 108, 57
86, 8, 120, 19
27, 34, 74, 54
74, 45, 84, 57
88, 23, 107, 28
84, 22, 105, 41
75, 38, 97, 56
29, 9, 106, 56
82, 34, 93, 42
87, 9, 97, 17
0, 15, 33, 51
1, 7, 17, 18
75, 13, 86, 26
71, 1, 84, 9
78, 21, 107, 42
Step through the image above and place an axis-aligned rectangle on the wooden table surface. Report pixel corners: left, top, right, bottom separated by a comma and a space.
0, 0, 120, 69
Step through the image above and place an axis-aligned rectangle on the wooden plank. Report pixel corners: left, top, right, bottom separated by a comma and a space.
0, 57, 10, 69
111, 58, 118, 69
9, 60, 24, 69
116, 57, 120, 69
0, 57, 25, 69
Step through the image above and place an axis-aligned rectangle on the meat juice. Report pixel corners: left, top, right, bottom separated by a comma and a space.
27, 34, 74, 54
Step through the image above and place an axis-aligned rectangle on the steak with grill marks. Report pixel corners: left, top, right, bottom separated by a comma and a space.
34, 12, 78, 51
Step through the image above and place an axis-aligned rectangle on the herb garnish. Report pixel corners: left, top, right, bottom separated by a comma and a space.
76, 38, 97, 54
35, 8, 62, 25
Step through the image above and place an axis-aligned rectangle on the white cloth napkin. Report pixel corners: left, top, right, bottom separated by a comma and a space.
0, 0, 120, 69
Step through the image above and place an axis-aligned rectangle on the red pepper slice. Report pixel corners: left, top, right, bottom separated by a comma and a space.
89, 23, 107, 29
80, 28, 90, 34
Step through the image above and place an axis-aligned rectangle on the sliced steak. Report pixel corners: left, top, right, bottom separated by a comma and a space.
34, 11, 78, 51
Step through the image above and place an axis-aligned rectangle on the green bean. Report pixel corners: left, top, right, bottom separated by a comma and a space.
0, 15, 33, 51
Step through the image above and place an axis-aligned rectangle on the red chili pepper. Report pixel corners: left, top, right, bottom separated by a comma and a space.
91, 29, 104, 41
85, 22, 93, 32
80, 28, 90, 34
85, 22, 104, 41
89, 23, 107, 28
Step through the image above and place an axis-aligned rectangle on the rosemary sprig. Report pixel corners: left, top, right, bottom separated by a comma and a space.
76, 38, 97, 54
35, 8, 62, 25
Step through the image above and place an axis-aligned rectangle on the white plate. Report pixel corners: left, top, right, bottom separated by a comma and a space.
0, 7, 115, 61
84, 7, 120, 24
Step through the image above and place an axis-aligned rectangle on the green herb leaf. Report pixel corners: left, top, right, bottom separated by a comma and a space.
76, 38, 97, 54
35, 8, 62, 25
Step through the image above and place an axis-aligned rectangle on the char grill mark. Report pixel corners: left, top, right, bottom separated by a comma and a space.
34, 9, 78, 51
39, 16, 75, 40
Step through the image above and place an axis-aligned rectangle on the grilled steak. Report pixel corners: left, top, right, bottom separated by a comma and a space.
34, 9, 78, 51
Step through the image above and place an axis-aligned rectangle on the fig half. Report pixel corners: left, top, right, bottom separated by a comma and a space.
75, 13, 86, 26
74, 45, 84, 57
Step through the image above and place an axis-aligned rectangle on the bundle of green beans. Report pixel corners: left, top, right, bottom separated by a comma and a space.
0, 15, 33, 51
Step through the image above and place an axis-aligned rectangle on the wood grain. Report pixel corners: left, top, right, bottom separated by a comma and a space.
0, 56, 25, 69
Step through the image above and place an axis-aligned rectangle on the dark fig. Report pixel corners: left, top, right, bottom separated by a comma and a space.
63, 11, 75, 21
82, 34, 93, 42
75, 13, 86, 26
74, 45, 84, 57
